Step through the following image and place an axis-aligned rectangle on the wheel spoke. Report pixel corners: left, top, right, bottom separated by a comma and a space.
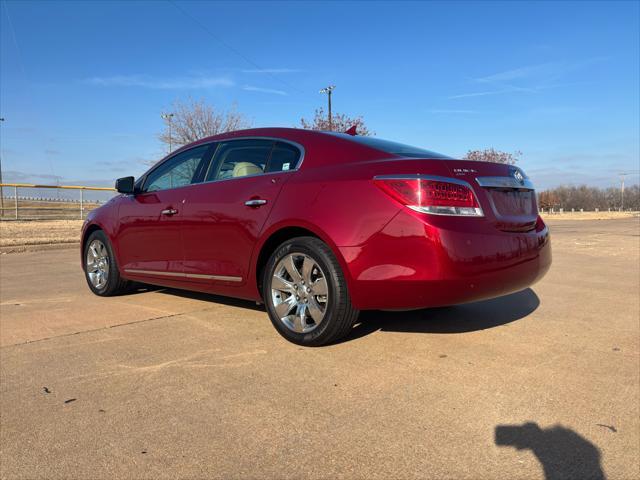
89, 244, 99, 260
292, 304, 307, 333
275, 296, 296, 318
301, 256, 315, 285
283, 255, 303, 283
312, 277, 328, 296
307, 297, 324, 324
272, 274, 294, 293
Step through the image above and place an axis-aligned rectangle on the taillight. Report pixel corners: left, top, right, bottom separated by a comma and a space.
374, 175, 484, 217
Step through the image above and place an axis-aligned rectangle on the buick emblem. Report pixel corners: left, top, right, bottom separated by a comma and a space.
512, 168, 525, 185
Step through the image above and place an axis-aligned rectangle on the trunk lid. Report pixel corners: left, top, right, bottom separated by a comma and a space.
440, 160, 538, 232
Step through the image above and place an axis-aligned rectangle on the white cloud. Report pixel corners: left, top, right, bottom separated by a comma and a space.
242, 85, 287, 96
449, 58, 607, 100
475, 63, 558, 83
85, 75, 234, 89
242, 68, 301, 74
447, 89, 523, 99
428, 109, 479, 114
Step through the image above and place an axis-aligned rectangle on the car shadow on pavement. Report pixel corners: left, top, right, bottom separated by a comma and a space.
149, 287, 266, 312
342, 288, 540, 342
130, 285, 539, 341
495, 422, 606, 480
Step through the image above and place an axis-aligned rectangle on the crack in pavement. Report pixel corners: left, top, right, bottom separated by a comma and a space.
1, 305, 223, 349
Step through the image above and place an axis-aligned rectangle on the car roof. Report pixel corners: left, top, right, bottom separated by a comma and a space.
166, 128, 388, 168
166, 127, 448, 168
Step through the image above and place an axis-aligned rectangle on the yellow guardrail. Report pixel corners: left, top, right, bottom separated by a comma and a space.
0, 183, 115, 191
0, 183, 116, 220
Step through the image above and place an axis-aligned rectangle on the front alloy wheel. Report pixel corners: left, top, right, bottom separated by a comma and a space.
83, 230, 130, 296
86, 239, 110, 290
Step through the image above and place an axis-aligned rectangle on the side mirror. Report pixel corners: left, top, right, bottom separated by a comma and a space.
115, 176, 135, 194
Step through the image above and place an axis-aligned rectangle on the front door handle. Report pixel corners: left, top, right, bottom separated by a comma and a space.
245, 199, 267, 207
161, 208, 178, 216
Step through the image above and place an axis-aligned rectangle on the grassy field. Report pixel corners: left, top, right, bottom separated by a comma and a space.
0, 220, 84, 252
0, 199, 103, 220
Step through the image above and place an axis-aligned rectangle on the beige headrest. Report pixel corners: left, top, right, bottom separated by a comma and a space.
232, 162, 262, 178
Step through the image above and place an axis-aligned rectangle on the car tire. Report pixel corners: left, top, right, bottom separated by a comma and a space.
263, 236, 359, 346
83, 230, 131, 296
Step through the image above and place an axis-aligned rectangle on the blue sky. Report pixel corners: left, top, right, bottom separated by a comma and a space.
1, 0, 638, 189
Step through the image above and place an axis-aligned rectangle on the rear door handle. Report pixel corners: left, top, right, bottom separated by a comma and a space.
245, 199, 267, 207
161, 208, 178, 216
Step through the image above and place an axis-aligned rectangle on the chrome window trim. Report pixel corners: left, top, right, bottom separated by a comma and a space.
475, 176, 534, 191
136, 137, 305, 194
124, 269, 242, 283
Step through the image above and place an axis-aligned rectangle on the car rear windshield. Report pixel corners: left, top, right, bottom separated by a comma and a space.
326, 132, 452, 159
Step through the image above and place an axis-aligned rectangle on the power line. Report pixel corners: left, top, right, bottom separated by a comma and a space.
166, 0, 305, 95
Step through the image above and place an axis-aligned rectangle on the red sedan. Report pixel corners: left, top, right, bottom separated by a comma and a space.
82, 128, 551, 346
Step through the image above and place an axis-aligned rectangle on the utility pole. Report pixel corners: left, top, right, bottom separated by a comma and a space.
161, 113, 175, 153
319, 85, 335, 131
0, 117, 4, 216
619, 171, 640, 211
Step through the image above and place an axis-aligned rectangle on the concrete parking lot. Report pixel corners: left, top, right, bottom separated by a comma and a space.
1, 218, 638, 479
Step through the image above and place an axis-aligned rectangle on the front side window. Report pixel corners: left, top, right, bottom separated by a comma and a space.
266, 142, 302, 172
144, 145, 210, 192
206, 139, 274, 181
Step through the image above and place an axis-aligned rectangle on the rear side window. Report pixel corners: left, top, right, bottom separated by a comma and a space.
266, 142, 302, 172
144, 145, 210, 192
206, 139, 274, 181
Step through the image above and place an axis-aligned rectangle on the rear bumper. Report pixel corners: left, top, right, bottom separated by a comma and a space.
339, 210, 551, 310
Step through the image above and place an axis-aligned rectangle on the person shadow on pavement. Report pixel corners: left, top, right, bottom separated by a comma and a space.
495, 422, 606, 480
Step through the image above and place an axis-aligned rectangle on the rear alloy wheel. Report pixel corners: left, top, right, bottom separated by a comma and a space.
263, 237, 359, 346
83, 230, 130, 296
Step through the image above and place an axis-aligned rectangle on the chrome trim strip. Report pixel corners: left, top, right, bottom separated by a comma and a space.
374, 174, 474, 188
125, 269, 182, 277
408, 206, 484, 217
476, 176, 534, 190
124, 269, 242, 282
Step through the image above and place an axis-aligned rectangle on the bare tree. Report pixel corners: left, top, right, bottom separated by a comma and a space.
300, 108, 373, 136
464, 148, 521, 165
159, 98, 252, 151
537, 184, 640, 211
538, 190, 560, 210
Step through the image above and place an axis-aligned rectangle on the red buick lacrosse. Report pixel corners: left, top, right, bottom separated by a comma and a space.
82, 128, 551, 346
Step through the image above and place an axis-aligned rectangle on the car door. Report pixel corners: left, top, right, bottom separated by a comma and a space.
115, 144, 213, 278
181, 139, 303, 286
